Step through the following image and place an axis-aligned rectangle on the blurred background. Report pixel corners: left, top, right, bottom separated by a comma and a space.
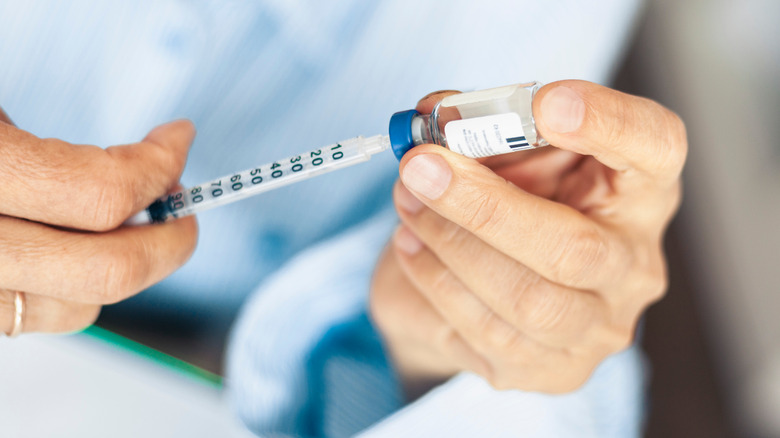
2, 0, 778, 436
618, 0, 780, 436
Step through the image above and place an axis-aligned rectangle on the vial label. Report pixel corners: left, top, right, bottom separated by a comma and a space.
444, 112, 531, 158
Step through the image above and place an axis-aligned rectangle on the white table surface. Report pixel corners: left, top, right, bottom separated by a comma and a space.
0, 331, 255, 438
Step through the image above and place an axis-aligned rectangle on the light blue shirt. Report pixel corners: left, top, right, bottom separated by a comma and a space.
0, 0, 644, 436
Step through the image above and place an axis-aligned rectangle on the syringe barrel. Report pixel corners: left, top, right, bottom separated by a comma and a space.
126, 135, 390, 225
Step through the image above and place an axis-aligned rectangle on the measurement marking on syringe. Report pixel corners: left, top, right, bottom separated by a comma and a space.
125, 137, 390, 226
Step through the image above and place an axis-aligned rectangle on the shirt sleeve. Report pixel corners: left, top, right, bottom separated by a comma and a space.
357, 347, 646, 438
225, 208, 404, 438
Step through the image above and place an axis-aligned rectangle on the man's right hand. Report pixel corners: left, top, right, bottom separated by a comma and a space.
0, 106, 198, 335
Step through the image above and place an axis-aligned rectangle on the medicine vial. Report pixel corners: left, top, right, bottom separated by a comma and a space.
388, 81, 548, 159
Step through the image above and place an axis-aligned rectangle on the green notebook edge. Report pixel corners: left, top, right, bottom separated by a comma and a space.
82, 325, 223, 388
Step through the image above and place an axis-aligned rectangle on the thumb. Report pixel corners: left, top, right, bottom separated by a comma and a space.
0, 118, 196, 231
111, 118, 197, 200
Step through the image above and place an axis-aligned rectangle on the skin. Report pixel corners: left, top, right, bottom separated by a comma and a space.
1, 77, 683, 403
0, 107, 198, 334
370, 80, 687, 397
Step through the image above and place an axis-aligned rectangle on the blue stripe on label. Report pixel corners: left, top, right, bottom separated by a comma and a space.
506, 135, 529, 149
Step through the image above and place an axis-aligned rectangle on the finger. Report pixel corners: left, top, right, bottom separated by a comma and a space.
394, 183, 610, 348
533, 80, 687, 182
369, 246, 490, 378
398, 147, 630, 290
0, 120, 195, 231
486, 148, 583, 199
554, 156, 683, 233
0, 214, 197, 304
0, 290, 100, 334
392, 226, 571, 389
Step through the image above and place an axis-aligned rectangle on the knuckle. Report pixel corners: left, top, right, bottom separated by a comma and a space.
547, 226, 609, 287
507, 278, 567, 334
83, 177, 135, 232
44, 143, 134, 231
74, 155, 135, 231
436, 219, 467, 251
432, 219, 482, 272
434, 324, 460, 352
479, 312, 518, 352
428, 268, 457, 295
600, 95, 635, 154
525, 296, 567, 334
460, 188, 505, 236
605, 96, 688, 178
92, 246, 148, 303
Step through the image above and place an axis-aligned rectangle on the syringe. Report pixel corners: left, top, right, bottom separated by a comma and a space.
126, 135, 390, 225
127, 81, 546, 225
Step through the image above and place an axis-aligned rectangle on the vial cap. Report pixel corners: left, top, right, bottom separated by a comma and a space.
388, 109, 419, 160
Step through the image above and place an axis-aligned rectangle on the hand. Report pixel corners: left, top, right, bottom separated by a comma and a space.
370, 80, 686, 393
0, 107, 198, 335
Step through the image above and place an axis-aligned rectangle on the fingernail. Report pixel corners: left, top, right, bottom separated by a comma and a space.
395, 182, 424, 214
540, 86, 585, 133
395, 226, 423, 255
401, 154, 451, 200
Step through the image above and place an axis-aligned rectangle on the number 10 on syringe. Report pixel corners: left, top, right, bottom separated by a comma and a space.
126, 135, 391, 225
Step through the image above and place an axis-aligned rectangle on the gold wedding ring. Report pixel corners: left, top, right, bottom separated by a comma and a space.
6, 291, 25, 337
